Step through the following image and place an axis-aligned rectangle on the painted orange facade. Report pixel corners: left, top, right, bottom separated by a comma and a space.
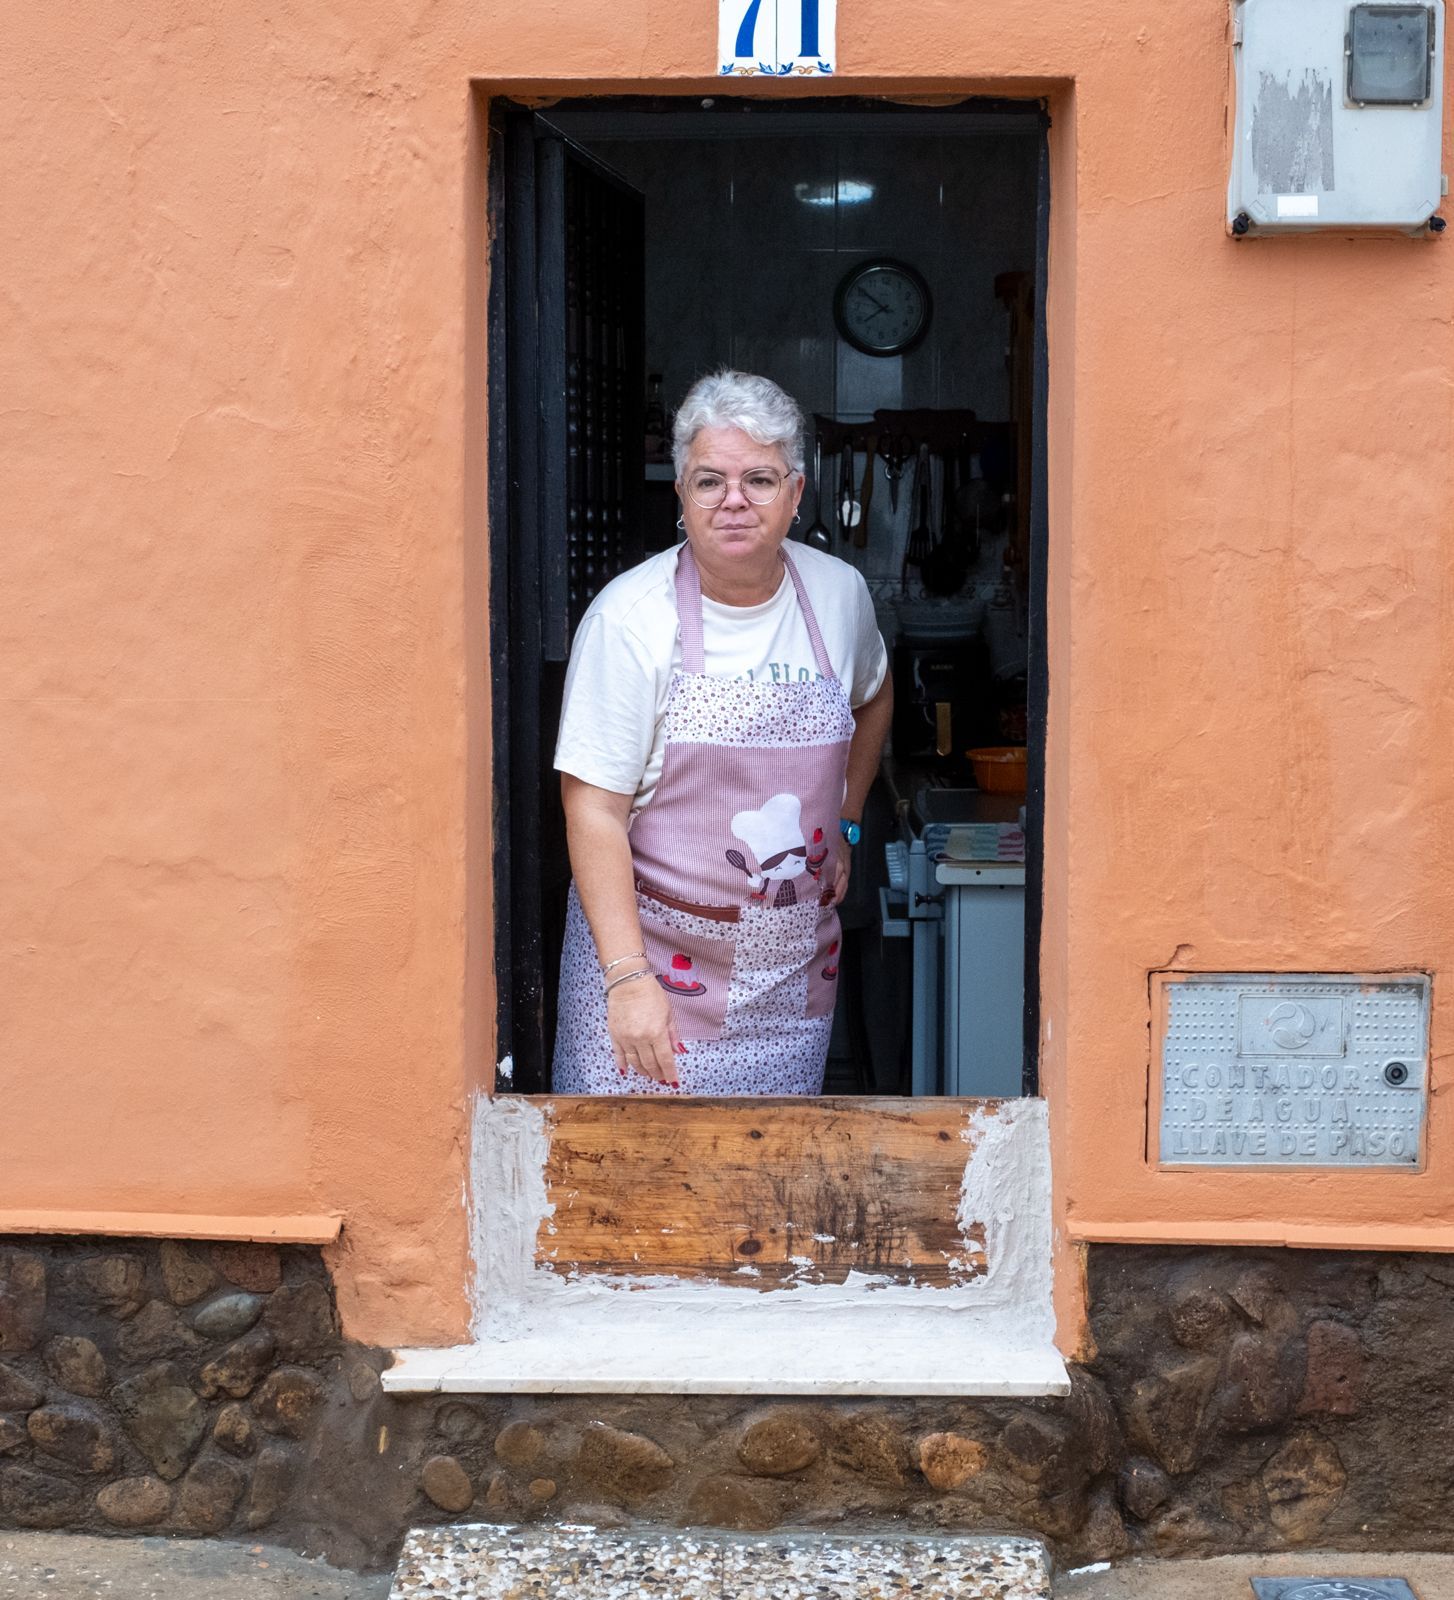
4, 0, 1452, 1352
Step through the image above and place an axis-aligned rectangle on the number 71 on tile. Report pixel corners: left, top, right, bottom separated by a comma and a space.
719, 0, 837, 75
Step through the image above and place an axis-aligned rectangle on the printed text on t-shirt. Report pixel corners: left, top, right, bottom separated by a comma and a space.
735, 664, 827, 684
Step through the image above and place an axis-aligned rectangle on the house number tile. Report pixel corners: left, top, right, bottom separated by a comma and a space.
719, 0, 837, 76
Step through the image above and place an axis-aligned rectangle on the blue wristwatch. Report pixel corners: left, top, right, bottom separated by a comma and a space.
839, 818, 862, 846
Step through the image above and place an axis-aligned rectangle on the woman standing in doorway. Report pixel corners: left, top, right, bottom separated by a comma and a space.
553, 370, 892, 1094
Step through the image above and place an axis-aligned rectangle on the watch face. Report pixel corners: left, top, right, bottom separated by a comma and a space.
834, 260, 932, 356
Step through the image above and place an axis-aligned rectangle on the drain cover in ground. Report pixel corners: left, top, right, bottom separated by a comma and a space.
1251, 1581, 1419, 1600
390, 1525, 1051, 1599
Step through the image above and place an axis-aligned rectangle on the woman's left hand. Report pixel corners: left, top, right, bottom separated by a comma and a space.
829, 834, 851, 907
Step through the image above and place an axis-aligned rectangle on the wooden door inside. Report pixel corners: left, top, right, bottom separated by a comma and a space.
491, 109, 646, 1090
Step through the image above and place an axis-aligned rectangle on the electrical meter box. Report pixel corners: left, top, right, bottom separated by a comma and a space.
1228, 0, 1446, 233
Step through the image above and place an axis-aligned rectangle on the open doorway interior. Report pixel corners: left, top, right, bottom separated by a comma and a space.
492, 98, 1047, 1099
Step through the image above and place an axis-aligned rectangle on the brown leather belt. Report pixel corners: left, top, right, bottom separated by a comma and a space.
635, 879, 740, 924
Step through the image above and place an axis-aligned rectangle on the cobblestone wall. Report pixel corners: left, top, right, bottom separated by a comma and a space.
2, 1238, 1450, 1571
0, 1239, 363, 1549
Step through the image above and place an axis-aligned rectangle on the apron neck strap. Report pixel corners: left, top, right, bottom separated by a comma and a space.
674, 543, 837, 681
674, 544, 707, 674
779, 548, 836, 680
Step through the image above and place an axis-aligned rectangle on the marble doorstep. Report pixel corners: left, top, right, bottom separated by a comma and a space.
383, 1331, 1070, 1397
389, 1525, 1051, 1600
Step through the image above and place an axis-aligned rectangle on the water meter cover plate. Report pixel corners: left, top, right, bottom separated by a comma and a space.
1250, 1580, 1418, 1600
1157, 974, 1429, 1168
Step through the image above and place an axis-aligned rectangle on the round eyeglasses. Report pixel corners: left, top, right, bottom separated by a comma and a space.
685, 468, 792, 509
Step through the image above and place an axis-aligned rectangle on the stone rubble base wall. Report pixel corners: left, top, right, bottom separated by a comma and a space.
1, 1238, 1449, 1571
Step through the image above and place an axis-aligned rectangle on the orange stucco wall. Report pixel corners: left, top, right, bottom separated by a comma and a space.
4, 0, 1452, 1350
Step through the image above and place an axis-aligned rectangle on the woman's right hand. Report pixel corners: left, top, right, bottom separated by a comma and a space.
606, 974, 682, 1086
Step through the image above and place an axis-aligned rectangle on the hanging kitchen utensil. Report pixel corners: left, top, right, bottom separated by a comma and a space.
899, 447, 920, 593
922, 449, 970, 597
901, 442, 934, 592
836, 443, 858, 541
854, 432, 877, 550
952, 434, 974, 521
909, 443, 934, 564
938, 448, 951, 551
804, 432, 831, 550
880, 433, 909, 513
953, 433, 985, 565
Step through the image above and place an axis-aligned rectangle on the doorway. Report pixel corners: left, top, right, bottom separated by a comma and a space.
488, 96, 1049, 1098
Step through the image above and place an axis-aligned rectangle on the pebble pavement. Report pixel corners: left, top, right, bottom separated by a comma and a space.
389, 1525, 1051, 1600
0, 1533, 389, 1600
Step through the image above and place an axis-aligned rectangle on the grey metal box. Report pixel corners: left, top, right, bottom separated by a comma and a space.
1228, 0, 1445, 232
1156, 973, 1429, 1168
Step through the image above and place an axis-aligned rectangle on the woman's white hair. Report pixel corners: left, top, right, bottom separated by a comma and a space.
672, 369, 806, 478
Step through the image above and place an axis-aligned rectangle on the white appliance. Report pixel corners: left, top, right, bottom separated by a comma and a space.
883, 838, 1026, 1097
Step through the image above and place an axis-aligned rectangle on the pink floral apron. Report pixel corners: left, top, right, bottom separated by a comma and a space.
553, 544, 856, 1095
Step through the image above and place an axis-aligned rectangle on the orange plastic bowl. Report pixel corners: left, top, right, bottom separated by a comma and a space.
965, 746, 1028, 795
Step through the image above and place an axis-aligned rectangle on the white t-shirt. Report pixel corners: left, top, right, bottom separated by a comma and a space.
554, 542, 888, 813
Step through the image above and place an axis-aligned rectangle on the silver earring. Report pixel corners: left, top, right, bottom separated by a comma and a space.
676, 515, 685, 531
792, 512, 801, 525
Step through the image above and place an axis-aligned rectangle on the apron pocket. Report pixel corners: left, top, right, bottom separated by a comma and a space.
636, 893, 735, 1040
721, 898, 819, 1038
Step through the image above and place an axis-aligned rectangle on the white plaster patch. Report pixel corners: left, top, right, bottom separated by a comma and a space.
468, 1090, 555, 1342
955, 1100, 1055, 1335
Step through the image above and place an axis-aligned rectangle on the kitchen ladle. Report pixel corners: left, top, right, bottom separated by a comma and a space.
804, 433, 831, 549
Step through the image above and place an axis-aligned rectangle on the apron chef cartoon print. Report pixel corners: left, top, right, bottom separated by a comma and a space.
553, 544, 855, 1095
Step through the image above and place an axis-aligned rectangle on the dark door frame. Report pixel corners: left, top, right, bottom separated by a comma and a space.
486, 93, 1051, 1096
1022, 126, 1050, 1096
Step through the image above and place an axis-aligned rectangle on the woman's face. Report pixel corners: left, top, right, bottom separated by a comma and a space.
678, 426, 804, 571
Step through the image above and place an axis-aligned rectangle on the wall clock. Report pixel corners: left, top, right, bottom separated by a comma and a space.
833, 259, 932, 357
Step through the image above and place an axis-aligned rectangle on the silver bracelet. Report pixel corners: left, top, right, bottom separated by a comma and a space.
604, 968, 653, 997
601, 951, 647, 976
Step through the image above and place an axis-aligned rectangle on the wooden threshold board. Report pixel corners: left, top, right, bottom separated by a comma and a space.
535, 1096, 996, 1289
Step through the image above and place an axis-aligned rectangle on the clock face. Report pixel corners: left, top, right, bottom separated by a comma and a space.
834, 260, 932, 357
